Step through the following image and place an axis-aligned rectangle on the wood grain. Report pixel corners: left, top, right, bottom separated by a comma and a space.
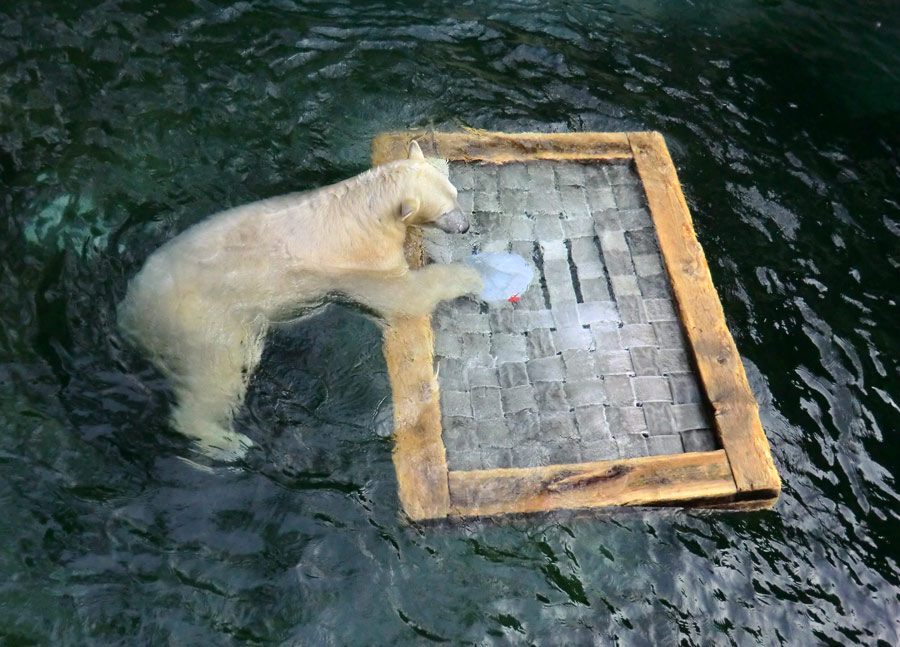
382, 313, 449, 520
372, 128, 779, 519
628, 131, 781, 501
372, 129, 632, 165
375, 146, 449, 520
448, 450, 737, 517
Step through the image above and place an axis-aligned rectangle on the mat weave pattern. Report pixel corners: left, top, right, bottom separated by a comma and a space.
427, 160, 719, 471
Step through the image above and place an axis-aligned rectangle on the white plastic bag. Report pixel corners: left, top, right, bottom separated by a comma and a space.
464, 252, 534, 302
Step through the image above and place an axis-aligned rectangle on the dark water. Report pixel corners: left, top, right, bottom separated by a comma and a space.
1, 0, 898, 644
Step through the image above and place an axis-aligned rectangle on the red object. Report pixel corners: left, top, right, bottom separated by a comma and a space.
508, 294, 520, 303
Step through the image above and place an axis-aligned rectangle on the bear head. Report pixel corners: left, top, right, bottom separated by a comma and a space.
400, 141, 469, 234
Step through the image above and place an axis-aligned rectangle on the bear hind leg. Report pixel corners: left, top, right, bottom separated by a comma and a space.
169, 312, 267, 461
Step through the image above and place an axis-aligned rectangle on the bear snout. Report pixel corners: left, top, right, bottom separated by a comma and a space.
434, 207, 469, 234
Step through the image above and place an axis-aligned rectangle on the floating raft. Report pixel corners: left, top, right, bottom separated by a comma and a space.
373, 131, 780, 520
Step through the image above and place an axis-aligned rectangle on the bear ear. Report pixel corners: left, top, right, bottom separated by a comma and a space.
400, 197, 421, 222
408, 140, 425, 161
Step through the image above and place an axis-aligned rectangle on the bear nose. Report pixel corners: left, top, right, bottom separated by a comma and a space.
435, 207, 470, 234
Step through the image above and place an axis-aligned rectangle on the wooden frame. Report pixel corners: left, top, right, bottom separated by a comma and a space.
374, 129, 780, 520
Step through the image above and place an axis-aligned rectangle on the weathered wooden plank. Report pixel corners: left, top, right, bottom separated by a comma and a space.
373, 129, 632, 165
383, 314, 450, 520
448, 450, 737, 517
373, 129, 779, 518
375, 140, 449, 519
628, 131, 780, 501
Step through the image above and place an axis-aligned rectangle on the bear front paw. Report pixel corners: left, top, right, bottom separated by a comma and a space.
457, 265, 484, 298
432, 264, 483, 301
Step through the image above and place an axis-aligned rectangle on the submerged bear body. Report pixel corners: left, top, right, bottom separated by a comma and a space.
119, 143, 480, 460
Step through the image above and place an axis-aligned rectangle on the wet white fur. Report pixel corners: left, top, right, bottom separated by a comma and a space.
118, 146, 480, 460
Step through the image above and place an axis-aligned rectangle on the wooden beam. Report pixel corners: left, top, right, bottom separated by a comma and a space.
375, 141, 450, 518
373, 128, 779, 518
383, 312, 450, 520
448, 450, 737, 518
372, 129, 632, 165
628, 131, 781, 501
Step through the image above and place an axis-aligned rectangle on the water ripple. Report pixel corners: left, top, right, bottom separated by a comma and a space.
1, 0, 899, 644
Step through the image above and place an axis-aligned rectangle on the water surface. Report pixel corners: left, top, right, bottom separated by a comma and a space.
1, 1, 898, 644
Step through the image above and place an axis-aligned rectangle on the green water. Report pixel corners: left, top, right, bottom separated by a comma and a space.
1, 1, 898, 644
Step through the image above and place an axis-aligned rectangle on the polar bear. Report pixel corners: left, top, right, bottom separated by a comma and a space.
118, 141, 481, 460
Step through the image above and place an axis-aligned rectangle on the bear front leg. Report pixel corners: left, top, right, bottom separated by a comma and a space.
339, 263, 483, 320
407, 263, 484, 310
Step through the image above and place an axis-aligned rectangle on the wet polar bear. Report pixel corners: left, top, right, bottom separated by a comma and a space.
119, 141, 481, 460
